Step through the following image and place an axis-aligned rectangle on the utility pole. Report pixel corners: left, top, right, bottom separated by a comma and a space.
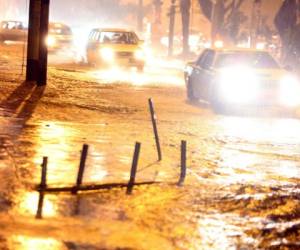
37, 0, 50, 86
26, 0, 41, 82
168, 0, 176, 57
137, 0, 144, 32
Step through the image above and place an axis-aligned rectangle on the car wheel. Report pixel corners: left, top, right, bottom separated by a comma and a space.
187, 79, 197, 101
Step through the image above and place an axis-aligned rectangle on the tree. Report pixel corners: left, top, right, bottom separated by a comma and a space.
180, 0, 191, 56
197, 0, 246, 44
274, 0, 298, 63
152, 0, 163, 46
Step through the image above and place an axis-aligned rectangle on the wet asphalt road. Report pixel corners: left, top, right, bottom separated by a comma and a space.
1, 44, 300, 249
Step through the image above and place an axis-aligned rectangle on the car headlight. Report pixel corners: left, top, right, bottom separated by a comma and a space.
135, 50, 145, 60
46, 36, 56, 47
280, 75, 300, 107
100, 48, 114, 61
219, 67, 259, 103
185, 65, 193, 76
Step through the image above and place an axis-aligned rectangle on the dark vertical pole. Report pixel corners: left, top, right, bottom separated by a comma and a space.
37, 0, 50, 86
180, 0, 191, 58
72, 144, 89, 194
127, 142, 141, 195
148, 98, 162, 161
26, 0, 41, 82
168, 0, 176, 57
137, 0, 144, 32
36, 157, 48, 219
178, 140, 186, 186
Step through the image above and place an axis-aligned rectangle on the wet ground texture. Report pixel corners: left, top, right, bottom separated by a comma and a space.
0, 44, 300, 249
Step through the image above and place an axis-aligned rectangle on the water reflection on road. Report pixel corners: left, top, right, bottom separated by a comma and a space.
9, 235, 65, 250
189, 114, 300, 249
1, 76, 300, 249
9, 112, 300, 249
211, 116, 300, 185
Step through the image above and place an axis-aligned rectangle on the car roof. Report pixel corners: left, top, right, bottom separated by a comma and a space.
212, 48, 269, 54
92, 28, 136, 33
49, 22, 70, 28
1, 20, 24, 24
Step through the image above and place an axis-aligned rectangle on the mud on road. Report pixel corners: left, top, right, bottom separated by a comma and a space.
0, 44, 300, 249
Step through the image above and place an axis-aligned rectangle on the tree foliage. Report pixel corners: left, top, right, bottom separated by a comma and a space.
197, 0, 246, 42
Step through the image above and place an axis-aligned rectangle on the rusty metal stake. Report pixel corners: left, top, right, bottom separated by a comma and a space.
178, 140, 187, 186
148, 98, 162, 161
127, 142, 141, 195
36, 156, 48, 219
72, 144, 89, 194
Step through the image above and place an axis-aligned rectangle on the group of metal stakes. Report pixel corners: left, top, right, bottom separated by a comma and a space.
36, 98, 187, 219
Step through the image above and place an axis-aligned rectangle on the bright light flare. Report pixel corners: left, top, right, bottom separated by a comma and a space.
256, 42, 266, 50
280, 75, 300, 107
219, 67, 259, 103
15, 192, 57, 217
89, 63, 183, 87
214, 40, 224, 48
100, 47, 114, 62
46, 35, 56, 47
134, 49, 145, 60
10, 235, 63, 250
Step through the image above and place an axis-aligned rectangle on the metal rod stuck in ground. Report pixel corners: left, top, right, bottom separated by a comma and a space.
178, 140, 187, 186
72, 144, 89, 194
127, 142, 141, 195
148, 98, 162, 161
36, 156, 48, 219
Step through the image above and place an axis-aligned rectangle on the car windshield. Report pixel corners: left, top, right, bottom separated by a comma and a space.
214, 51, 279, 69
99, 32, 138, 45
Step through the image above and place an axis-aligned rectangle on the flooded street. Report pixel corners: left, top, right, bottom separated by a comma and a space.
1, 44, 300, 249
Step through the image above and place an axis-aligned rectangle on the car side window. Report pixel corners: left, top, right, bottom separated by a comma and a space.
196, 50, 208, 67
88, 31, 95, 41
94, 31, 100, 41
202, 50, 215, 69
92, 32, 98, 41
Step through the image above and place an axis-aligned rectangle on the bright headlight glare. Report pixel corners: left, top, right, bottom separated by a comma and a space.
135, 50, 144, 60
185, 65, 193, 76
100, 48, 114, 61
280, 75, 300, 107
46, 36, 55, 47
219, 67, 259, 103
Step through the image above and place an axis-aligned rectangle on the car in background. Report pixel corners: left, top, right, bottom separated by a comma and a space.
184, 48, 300, 113
46, 22, 73, 52
86, 28, 145, 71
0, 20, 27, 43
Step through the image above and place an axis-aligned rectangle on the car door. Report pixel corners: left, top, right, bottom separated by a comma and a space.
191, 49, 215, 101
87, 30, 99, 63
197, 50, 215, 101
189, 50, 208, 99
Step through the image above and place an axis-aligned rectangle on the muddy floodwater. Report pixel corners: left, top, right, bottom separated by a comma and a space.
0, 44, 300, 249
